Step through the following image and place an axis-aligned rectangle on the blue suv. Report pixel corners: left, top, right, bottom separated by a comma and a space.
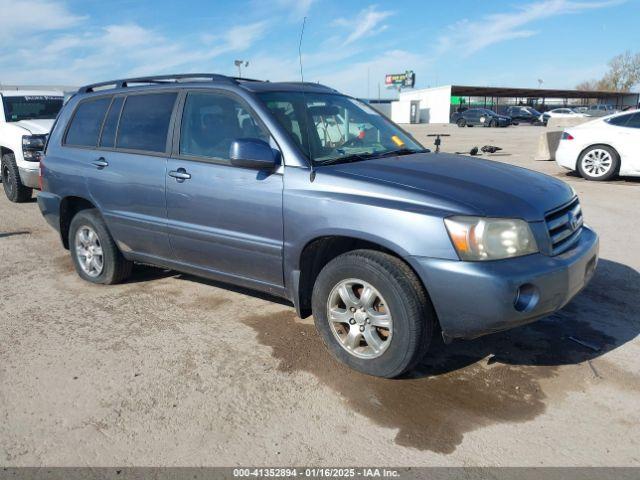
38, 74, 599, 378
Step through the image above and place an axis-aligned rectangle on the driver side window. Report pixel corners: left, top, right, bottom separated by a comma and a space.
179, 92, 269, 160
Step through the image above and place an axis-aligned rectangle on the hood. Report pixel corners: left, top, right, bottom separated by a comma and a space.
13, 119, 55, 135
330, 153, 574, 221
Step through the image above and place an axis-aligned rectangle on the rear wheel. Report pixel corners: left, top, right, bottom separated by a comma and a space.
577, 145, 619, 181
1, 153, 33, 203
456, 118, 466, 127
69, 209, 132, 284
312, 250, 435, 378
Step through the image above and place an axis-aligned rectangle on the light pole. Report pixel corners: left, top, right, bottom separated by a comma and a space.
234, 60, 249, 78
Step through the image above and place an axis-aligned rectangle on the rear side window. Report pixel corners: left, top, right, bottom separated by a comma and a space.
65, 97, 111, 147
99, 96, 124, 148
116, 93, 177, 153
626, 112, 640, 128
607, 113, 633, 127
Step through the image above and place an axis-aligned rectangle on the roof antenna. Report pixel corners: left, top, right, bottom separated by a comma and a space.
298, 16, 315, 182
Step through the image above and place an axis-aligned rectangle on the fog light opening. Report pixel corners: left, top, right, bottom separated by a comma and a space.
514, 283, 540, 313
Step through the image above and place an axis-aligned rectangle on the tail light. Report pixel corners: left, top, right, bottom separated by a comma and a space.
37, 152, 44, 190
562, 132, 574, 140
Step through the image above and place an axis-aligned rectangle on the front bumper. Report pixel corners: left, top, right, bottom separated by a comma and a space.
18, 166, 39, 189
411, 226, 599, 340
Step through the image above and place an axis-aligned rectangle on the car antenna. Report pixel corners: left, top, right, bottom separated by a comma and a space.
298, 16, 316, 182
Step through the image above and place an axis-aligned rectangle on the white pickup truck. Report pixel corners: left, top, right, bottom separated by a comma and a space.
0, 90, 64, 202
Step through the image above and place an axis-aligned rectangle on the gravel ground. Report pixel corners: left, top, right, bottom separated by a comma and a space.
1, 123, 639, 467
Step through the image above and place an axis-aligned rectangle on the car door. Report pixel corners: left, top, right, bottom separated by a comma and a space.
465, 109, 479, 125
84, 91, 178, 260
165, 90, 284, 291
616, 112, 640, 173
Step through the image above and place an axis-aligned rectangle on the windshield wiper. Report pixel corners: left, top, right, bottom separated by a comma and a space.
370, 148, 429, 158
315, 152, 377, 166
315, 148, 428, 167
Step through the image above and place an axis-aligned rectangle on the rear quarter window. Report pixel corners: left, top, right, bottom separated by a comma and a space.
116, 93, 177, 153
606, 113, 633, 127
65, 97, 111, 147
99, 96, 124, 148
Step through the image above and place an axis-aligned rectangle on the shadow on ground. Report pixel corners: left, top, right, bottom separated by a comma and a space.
243, 259, 640, 454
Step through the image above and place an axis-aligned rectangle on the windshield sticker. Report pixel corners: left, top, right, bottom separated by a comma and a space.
23, 96, 61, 101
391, 135, 405, 147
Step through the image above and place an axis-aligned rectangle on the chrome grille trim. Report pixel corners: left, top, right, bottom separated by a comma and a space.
545, 197, 583, 255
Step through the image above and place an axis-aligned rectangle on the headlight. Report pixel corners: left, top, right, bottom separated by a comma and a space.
22, 135, 47, 161
444, 216, 538, 261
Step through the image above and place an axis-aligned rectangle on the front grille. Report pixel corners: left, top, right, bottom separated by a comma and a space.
545, 197, 583, 255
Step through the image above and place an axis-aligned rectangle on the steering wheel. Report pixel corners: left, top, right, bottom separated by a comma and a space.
340, 136, 364, 148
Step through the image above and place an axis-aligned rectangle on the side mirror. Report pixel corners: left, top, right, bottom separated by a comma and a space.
229, 139, 277, 170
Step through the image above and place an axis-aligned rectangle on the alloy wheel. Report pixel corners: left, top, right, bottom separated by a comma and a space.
327, 278, 393, 359
581, 149, 613, 177
74, 225, 104, 277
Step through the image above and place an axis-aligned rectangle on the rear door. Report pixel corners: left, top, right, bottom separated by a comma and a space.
165, 90, 284, 290
616, 112, 640, 172
84, 91, 178, 260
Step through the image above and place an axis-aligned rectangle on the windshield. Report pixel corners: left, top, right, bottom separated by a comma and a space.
257, 92, 424, 165
2, 95, 63, 122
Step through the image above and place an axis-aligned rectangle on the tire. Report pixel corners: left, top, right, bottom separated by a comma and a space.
489, 119, 498, 128
577, 145, 620, 181
311, 250, 435, 378
69, 209, 132, 284
1, 153, 33, 203
456, 118, 466, 127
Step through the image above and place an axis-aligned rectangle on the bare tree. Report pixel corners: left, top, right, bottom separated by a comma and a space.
576, 51, 640, 92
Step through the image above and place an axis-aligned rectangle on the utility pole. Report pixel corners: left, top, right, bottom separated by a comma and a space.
234, 60, 249, 78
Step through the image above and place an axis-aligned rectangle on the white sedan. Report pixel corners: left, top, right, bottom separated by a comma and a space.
555, 110, 640, 181
539, 108, 589, 124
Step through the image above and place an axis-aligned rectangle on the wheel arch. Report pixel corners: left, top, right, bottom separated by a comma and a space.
59, 196, 97, 249
577, 143, 621, 176
293, 234, 431, 321
1, 146, 15, 157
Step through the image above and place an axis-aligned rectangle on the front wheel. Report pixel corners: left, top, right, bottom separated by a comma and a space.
577, 145, 620, 181
1, 153, 33, 203
69, 209, 133, 284
312, 250, 435, 378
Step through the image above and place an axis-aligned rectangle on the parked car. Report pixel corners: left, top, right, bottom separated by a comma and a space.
505, 106, 542, 123
584, 104, 617, 117
451, 108, 512, 127
556, 110, 640, 181
0, 90, 64, 202
539, 108, 588, 125
38, 74, 598, 378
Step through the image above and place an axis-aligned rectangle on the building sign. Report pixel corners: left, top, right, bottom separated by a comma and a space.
385, 70, 415, 88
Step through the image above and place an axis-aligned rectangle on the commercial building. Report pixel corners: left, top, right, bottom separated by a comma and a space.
390, 84, 640, 124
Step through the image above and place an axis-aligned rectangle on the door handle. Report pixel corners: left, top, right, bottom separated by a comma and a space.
92, 157, 109, 168
168, 168, 191, 181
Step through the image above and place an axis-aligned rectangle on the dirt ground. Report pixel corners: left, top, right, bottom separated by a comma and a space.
1, 123, 639, 467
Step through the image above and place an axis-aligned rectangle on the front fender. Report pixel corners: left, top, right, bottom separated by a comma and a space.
0, 123, 28, 163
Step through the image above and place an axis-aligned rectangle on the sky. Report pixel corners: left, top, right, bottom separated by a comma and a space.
0, 0, 638, 98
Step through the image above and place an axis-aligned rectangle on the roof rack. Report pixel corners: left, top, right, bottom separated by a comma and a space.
78, 73, 264, 94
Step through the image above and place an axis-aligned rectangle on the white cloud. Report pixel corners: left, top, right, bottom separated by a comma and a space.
333, 5, 394, 46
0, 0, 270, 85
437, 0, 625, 56
275, 0, 316, 20
0, 0, 85, 41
